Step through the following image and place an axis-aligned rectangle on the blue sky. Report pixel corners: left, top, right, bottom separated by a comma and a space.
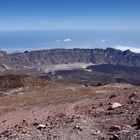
0, 0, 140, 30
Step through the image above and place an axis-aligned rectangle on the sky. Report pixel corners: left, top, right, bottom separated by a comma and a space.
0, 0, 140, 30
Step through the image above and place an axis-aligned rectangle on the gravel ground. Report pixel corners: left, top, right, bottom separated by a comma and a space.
0, 84, 140, 140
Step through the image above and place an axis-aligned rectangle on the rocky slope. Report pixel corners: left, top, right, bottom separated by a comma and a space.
0, 74, 54, 96
43, 64, 140, 86
0, 48, 140, 75
0, 83, 140, 140
0, 48, 140, 86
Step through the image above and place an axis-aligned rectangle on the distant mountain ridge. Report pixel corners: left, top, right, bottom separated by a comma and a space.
0, 48, 140, 75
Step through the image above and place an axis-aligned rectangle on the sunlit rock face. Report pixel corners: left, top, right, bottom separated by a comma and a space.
0, 48, 140, 75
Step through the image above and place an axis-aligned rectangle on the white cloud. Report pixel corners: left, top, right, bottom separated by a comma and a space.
101, 39, 106, 42
64, 38, 72, 42
113, 46, 140, 53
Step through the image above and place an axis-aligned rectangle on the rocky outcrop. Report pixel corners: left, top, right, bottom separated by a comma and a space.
9, 48, 140, 66
0, 74, 54, 95
0, 48, 140, 74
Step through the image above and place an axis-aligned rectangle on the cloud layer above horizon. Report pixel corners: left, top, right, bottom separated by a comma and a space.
113, 46, 140, 53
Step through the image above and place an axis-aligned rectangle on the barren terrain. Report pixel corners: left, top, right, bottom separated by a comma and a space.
0, 76, 140, 140
41, 63, 93, 73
